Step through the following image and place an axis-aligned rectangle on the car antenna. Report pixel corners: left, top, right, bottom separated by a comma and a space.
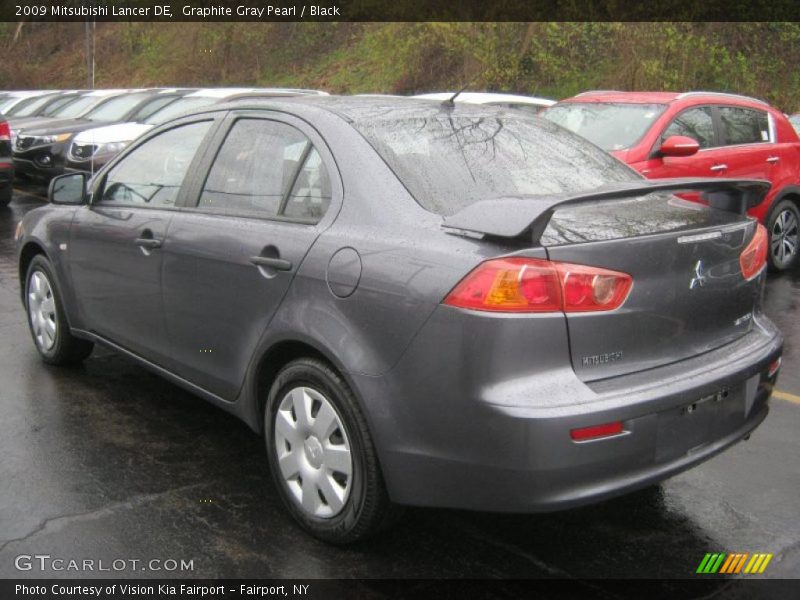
442, 84, 469, 108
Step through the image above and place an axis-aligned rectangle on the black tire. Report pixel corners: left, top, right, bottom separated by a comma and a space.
0, 185, 11, 207
767, 199, 800, 272
24, 255, 94, 365
264, 357, 401, 544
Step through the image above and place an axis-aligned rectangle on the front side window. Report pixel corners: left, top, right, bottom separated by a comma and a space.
99, 121, 212, 208
719, 106, 770, 145
661, 107, 715, 148
543, 102, 667, 150
198, 119, 331, 222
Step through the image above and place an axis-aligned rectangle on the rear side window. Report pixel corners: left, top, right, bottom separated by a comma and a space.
661, 107, 715, 148
356, 115, 638, 216
99, 120, 212, 208
719, 106, 770, 145
198, 119, 331, 222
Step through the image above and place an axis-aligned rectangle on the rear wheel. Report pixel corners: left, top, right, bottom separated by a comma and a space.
767, 199, 799, 272
264, 357, 399, 543
0, 186, 11, 207
25, 255, 94, 365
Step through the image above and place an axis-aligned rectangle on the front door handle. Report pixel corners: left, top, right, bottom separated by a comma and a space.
710, 164, 728, 172
767, 156, 780, 164
250, 256, 292, 271
135, 238, 162, 249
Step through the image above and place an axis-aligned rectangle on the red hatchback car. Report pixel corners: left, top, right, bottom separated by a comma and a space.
544, 91, 800, 271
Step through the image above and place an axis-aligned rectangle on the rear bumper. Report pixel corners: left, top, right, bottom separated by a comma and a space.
0, 162, 13, 190
353, 310, 782, 512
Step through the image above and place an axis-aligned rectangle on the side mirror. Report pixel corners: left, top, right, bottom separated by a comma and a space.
659, 135, 700, 158
49, 172, 87, 205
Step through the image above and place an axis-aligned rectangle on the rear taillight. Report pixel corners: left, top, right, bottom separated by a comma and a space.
740, 223, 768, 281
0, 121, 10, 141
768, 357, 781, 378
443, 257, 632, 313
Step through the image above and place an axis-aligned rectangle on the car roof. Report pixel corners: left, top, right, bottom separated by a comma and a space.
197, 95, 547, 124
562, 90, 770, 107
413, 92, 555, 107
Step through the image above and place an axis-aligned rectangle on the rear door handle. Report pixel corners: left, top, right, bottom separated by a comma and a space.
135, 238, 162, 249
250, 256, 292, 271
767, 156, 780, 164
710, 164, 728, 172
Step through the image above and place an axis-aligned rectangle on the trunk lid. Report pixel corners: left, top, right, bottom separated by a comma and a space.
543, 194, 761, 381
442, 179, 769, 382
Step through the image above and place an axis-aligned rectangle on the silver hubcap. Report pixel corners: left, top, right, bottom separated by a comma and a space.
771, 208, 799, 267
28, 270, 57, 352
274, 386, 353, 518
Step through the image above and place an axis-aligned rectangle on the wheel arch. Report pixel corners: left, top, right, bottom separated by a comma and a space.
248, 337, 365, 436
18, 241, 49, 303
771, 186, 800, 209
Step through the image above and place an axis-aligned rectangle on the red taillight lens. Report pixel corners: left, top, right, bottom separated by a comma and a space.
740, 223, 768, 281
768, 357, 781, 378
556, 263, 633, 312
570, 421, 624, 442
444, 258, 632, 313
0, 121, 10, 141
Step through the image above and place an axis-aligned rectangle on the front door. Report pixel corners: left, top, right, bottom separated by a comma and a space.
68, 119, 214, 365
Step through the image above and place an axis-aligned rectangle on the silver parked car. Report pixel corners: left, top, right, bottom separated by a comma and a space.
16, 97, 783, 543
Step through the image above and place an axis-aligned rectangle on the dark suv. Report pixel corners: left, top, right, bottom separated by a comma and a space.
0, 115, 13, 206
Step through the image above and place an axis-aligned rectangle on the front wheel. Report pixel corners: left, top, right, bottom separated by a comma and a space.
25, 255, 94, 365
767, 199, 800, 272
264, 358, 400, 543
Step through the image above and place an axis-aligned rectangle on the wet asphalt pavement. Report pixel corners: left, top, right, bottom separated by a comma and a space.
0, 187, 799, 586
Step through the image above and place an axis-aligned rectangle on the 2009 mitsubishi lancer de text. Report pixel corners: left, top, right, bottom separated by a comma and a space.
15, 97, 783, 543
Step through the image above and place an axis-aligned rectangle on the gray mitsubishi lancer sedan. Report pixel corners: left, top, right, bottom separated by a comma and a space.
15, 97, 783, 543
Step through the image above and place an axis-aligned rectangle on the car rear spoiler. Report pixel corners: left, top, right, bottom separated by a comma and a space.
441, 178, 771, 244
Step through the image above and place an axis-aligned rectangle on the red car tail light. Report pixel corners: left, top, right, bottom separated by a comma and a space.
570, 421, 624, 442
0, 121, 10, 141
443, 257, 632, 313
739, 223, 768, 281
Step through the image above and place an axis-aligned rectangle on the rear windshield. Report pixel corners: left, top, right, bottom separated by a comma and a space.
543, 102, 667, 151
355, 115, 638, 215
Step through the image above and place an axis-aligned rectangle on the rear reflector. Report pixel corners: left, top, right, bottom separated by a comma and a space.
0, 121, 9, 141
570, 421, 624, 442
740, 223, 768, 281
768, 357, 781, 378
443, 257, 632, 313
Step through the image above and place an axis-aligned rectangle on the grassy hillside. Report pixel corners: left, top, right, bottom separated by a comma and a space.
1, 22, 799, 111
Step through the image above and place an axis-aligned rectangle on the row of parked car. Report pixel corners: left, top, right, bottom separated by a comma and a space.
1, 86, 798, 270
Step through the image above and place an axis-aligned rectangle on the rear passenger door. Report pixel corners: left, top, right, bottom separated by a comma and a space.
161, 112, 339, 400
714, 105, 774, 181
